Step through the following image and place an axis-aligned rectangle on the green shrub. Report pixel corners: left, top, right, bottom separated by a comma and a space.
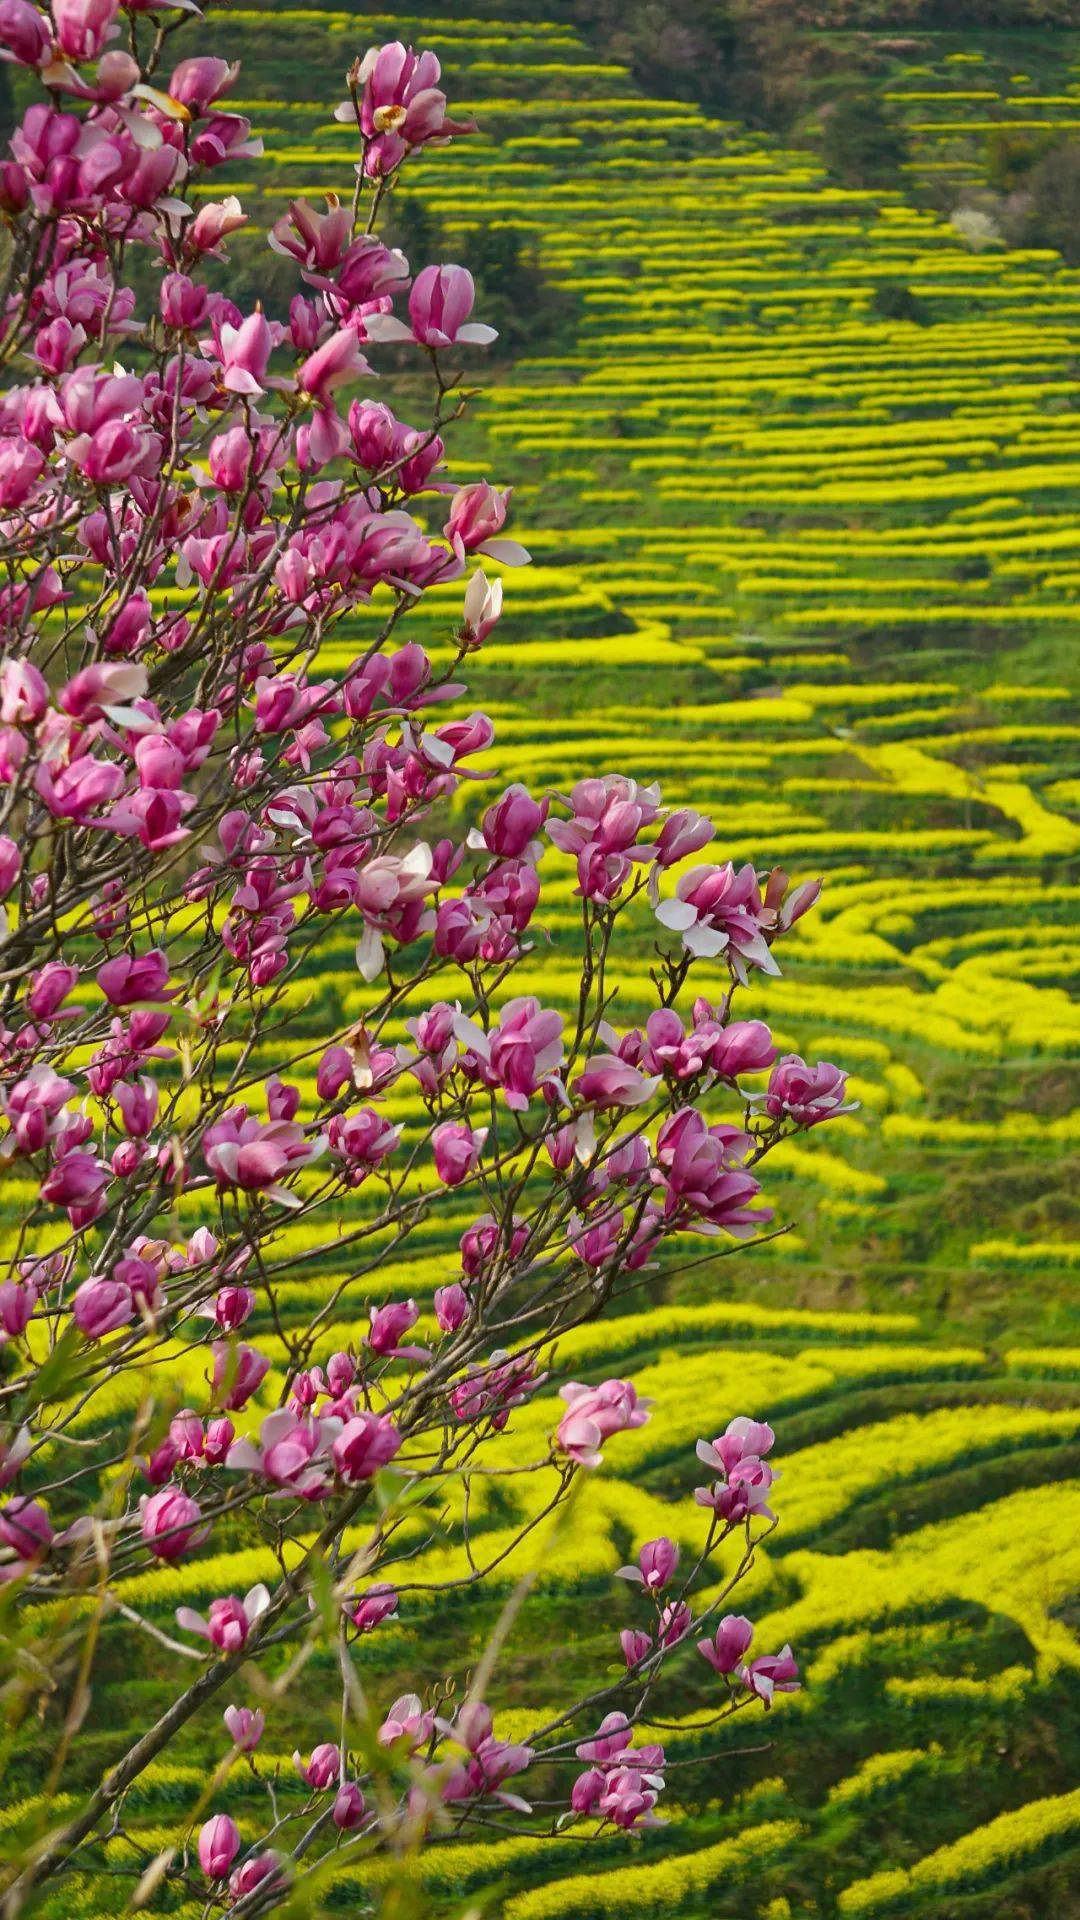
820, 87, 910, 187
1021, 141, 1080, 266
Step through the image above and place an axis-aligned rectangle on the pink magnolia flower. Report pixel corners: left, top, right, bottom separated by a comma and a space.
450, 1351, 541, 1429
346, 396, 398, 466
636, 1008, 699, 1080
0, 0, 52, 68
697, 1416, 775, 1473
0, 838, 20, 893
434, 898, 489, 968
204, 1417, 235, 1466
367, 264, 496, 349
742, 1645, 800, 1707
59, 661, 148, 721
367, 1298, 427, 1360
327, 1107, 401, 1183
652, 1108, 769, 1238
185, 1229, 219, 1268
767, 868, 823, 932
3, 1063, 76, 1154
140, 1485, 206, 1562
453, 997, 564, 1113
133, 725, 190, 791
575, 1712, 633, 1767
168, 55, 239, 114
0, 435, 45, 510
345, 40, 475, 149
694, 1456, 778, 1526
298, 327, 374, 399
378, 1691, 433, 1749
97, 949, 173, 1007
573, 1054, 660, 1109
213, 1286, 255, 1332
333, 1782, 366, 1830
114, 1076, 158, 1138
0, 659, 47, 725
217, 311, 275, 397
0, 1496, 52, 1560
177, 1583, 269, 1652
211, 1341, 271, 1411
571, 1207, 622, 1271
40, 1151, 109, 1224
555, 1378, 651, 1468
294, 1741, 339, 1790
0, 1427, 31, 1490
208, 424, 260, 493
190, 112, 262, 169
435, 1704, 533, 1811
228, 1855, 283, 1903
0, 433, 46, 508
68, 417, 159, 486
570, 1766, 606, 1813
276, 193, 350, 280
431, 1121, 486, 1187
460, 1214, 529, 1279
763, 1055, 854, 1127
347, 1583, 398, 1633
598, 1765, 664, 1830
224, 1705, 264, 1751
658, 1600, 692, 1646
52, 0, 121, 66
616, 1536, 678, 1592
142, 1436, 179, 1487
198, 1814, 240, 1881
698, 1614, 754, 1675
434, 1282, 469, 1332
72, 1274, 133, 1338
572, 842, 630, 903
226, 1408, 333, 1499
620, 1627, 653, 1669
705, 1017, 777, 1078
656, 861, 777, 977
189, 197, 246, 256
547, 775, 661, 861
332, 1411, 401, 1484
102, 786, 196, 854
168, 1411, 203, 1463
445, 482, 530, 567
324, 1350, 356, 1396
160, 271, 210, 331
315, 1044, 356, 1102
27, 961, 80, 1020
460, 568, 502, 648
652, 807, 713, 868
295, 403, 350, 473
479, 783, 548, 858
203, 1107, 325, 1199
35, 756, 124, 822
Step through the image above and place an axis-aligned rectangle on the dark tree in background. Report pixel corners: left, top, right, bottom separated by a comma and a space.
1022, 142, 1080, 263
820, 86, 911, 186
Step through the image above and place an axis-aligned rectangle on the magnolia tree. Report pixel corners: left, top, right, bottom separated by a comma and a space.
0, 10, 854, 1915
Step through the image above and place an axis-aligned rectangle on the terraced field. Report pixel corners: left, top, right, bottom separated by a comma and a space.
202, 11, 1080, 1314
889, 36, 1080, 189
7, 8, 1079, 1917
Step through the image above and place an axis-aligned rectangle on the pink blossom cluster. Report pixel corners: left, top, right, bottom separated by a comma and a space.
187, 1411, 797, 1879
0, 10, 845, 1907
611, 1421, 800, 1727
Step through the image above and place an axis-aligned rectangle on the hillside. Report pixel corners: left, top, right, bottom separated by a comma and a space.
198, 6, 1080, 1332
6, 8, 1079, 1917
